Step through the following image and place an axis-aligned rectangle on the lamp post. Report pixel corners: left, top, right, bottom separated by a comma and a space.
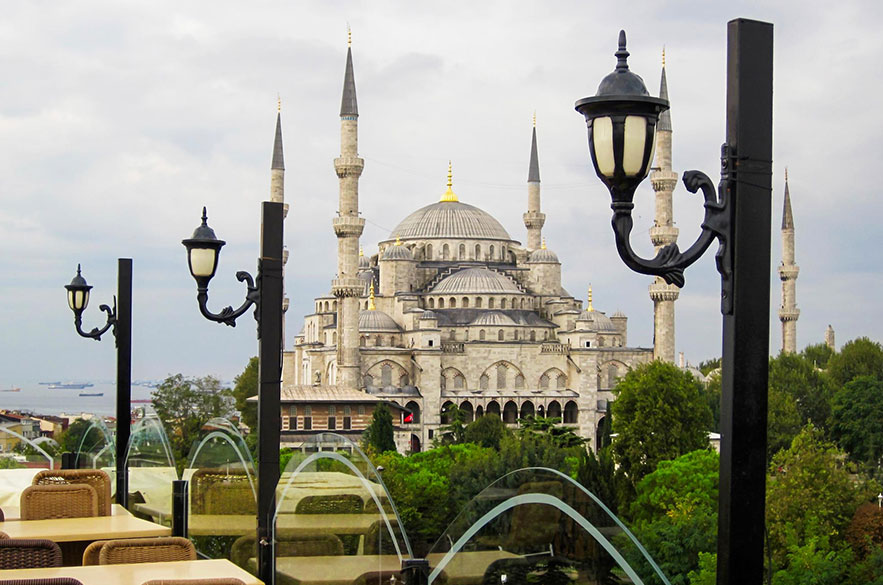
576, 19, 773, 585
183, 202, 283, 585
65, 259, 132, 507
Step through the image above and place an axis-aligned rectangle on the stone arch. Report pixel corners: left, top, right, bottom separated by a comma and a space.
364, 374, 374, 388
539, 368, 566, 390
442, 367, 466, 390
497, 330, 504, 341
475, 297, 483, 308
449, 297, 456, 308
440, 401, 456, 424
520, 401, 535, 420
405, 400, 421, 424
479, 329, 486, 341
547, 400, 562, 420
438, 298, 445, 308
481, 361, 524, 391
462, 297, 469, 308
536, 403, 545, 417
459, 400, 474, 422
564, 400, 578, 424
596, 415, 609, 451
325, 361, 337, 385
500, 298, 507, 309
426, 244, 433, 260
458, 243, 466, 260
333, 300, 337, 311
488, 297, 495, 309
486, 401, 501, 417
366, 360, 409, 390
503, 400, 518, 424
474, 244, 481, 260
489, 245, 495, 260
442, 244, 450, 260
428, 298, 435, 309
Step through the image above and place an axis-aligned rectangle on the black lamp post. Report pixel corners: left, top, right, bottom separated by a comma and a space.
576, 20, 773, 585
183, 202, 283, 585
65, 259, 132, 508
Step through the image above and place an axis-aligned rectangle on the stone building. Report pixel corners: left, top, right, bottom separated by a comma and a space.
281, 41, 654, 453
778, 169, 800, 354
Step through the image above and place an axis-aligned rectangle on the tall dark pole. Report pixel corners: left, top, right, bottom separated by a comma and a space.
256, 201, 283, 584
717, 19, 773, 585
115, 258, 132, 508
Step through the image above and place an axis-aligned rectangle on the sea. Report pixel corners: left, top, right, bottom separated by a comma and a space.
0, 381, 158, 417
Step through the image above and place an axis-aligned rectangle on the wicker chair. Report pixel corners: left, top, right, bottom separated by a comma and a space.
363, 520, 405, 556
0, 539, 63, 569
0, 507, 4, 521
98, 537, 196, 565
20, 484, 98, 520
0, 578, 85, 585
32, 469, 112, 516
190, 469, 255, 515
230, 530, 344, 569
0, 532, 7, 539
294, 494, 364, 515
80, 540, 108, 566
140, 580, 245, 585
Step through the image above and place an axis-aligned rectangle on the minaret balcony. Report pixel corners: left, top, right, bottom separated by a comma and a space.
334, 156, 364, 178
332, 216, 366, 237
778, 308, 800, 321
649, 281, 680, 301
331, 278, 363, 297
649, 225, 679, 247
650, 170, 678, 191
523, 211, 546, 229
778, 265, 799, 280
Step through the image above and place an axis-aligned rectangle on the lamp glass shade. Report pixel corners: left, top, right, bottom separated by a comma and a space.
592, 116, 615, 177
189, 247, 218, 278
622, 115, 647, 176
68, 289, 89, 312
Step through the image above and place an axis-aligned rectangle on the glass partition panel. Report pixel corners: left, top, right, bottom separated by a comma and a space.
125, 412, 178, 524
186, 419, 257, 562
267, 433, 411, 585
74, 416, 116, 498
0, 425, 54, 511
427, 467, 671, 585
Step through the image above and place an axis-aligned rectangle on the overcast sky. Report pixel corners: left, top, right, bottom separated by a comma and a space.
1, 0, 881, 384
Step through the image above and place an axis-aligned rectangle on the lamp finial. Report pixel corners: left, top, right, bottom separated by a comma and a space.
615, 30, 630, 71
201, 206, 208, 225
369, 281, 376, 310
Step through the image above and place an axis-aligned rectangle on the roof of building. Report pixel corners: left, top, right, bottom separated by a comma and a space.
576, 309, 618, 332
528, 247, 559, 263
470, 311, 516, 326
359, 309, 401, 332
431, 308, 556, 328
528, 125, 540, 183
432, 268, 522, 294
389, 200, 512, 241
381, 243, 413, 260
340, 46, 358, 117
256, 385, 406, 409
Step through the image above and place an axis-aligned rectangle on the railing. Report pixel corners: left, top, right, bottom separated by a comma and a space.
541, 342, 569, 354
442, 342, 465, 353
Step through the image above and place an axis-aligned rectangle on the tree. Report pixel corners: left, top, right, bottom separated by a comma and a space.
767, 384, 803, 461
232, 356, 258, 432
610, 361, 713, 484
362, 403, 396, 454
150, 374, 235, 472
769, 352, 833, 431
831, 376, 883, 472
698, 358, 721, 377
463, 413, 510, 449
826, 337, 883, 387
517, 415, 586, 449
57, 418, 96, 454
436, 403, 467, 445
802, 342, 834, 369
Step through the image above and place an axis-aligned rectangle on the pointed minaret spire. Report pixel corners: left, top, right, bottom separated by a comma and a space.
271, 102, 285, 172
587, 285, 594, 312
523, 115, 545, 250
269, 103, 288, 319
340, 29, 358, 118
779, 168, 799, 353
658, 49, 672, 132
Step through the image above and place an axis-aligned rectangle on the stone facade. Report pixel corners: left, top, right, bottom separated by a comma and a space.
283, 43, 653, 453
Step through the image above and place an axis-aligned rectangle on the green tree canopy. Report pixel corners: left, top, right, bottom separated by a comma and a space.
802, 342, 834, 369
831, 376, 883, 472
610, 361, 713, 485
150, 374, 235, 472
826, 337, 883, 387
769, 352, 833, 431
463, 413, 510, 449
232, 356, 258, 432
362, 403, 396, 454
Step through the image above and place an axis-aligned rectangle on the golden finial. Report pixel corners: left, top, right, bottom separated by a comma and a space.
785, 167, 789, 182
368, 281, 376, 310
277, 94, 281, 112
395, 236, 402, 246
359, 246, 364, 257
347, 25, 352, 47
662, 46, 666, 67
587, 285, 594, 312
541, 237, 547, 250
440, 160, 458, 202
532, 111, 536, 128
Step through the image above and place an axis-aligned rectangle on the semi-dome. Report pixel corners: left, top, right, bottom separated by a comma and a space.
358, 251, 370, 269
381, 243, 413, 260
470, 311, 516, 326
528, 247, 559, 263
389, 201, 512, 241
359, 310, 401, 332
431, 268, 522, 294
577, 309, 618, 332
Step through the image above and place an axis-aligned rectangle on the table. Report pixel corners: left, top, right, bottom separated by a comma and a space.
2, 503, 131, 522
262, 551, 518, 585
0, 558, 263, 584
187, 513, 381, 537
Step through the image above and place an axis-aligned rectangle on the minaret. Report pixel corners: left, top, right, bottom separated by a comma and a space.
648, 49, 679, 363
331, 30, 366, 389
523, 113, 545, 250
825, 325, 835, 351
271, 98, 289, 316
778, 169, 800, 353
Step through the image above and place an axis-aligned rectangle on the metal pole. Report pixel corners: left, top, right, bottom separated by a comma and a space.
172, 479, 189, 537
717, 19, 773, 585
256, 201, 284, 584
116, 258, 132, 508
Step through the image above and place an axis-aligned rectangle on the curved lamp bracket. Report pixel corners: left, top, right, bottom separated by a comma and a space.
75, 297, 117, 341
608, 145, 734, 314
196, 270, 260, 327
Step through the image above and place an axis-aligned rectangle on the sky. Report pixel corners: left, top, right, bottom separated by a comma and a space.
1, 0, 881, 385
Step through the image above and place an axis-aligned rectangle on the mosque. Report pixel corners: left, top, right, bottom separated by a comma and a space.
273, 40, 800, 453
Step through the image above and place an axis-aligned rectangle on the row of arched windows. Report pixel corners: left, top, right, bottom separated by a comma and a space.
441, 399, 578, 425
442, 365, 567, 391
426, 296, 529, 309
423, 242, 512, 263
316, 300, 338, 313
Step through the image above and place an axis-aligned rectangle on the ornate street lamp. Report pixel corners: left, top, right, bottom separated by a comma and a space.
65, 259, 133, 507
576, 20, 773, 585
183, 201, 283, 583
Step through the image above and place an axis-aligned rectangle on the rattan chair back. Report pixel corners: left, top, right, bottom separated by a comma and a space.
98, 537, 196, 565
190, 469, 255, 515
0, 578, 85, 584
0, 538, 63, 569
140, 580, 246, 585
80, 540, 108, 566
20, 484, 98, 520
230, 530, 344, 568
33, 469, 112, 516
0, 532, 7, 539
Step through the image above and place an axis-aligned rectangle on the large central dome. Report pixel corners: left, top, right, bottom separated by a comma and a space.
389, 200, 512, 241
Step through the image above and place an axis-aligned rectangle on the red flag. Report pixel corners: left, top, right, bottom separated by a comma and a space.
404, 413, 414, 423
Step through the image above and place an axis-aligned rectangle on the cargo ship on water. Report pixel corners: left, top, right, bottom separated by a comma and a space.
0, 387, 21, 392
40, 382, 95, 390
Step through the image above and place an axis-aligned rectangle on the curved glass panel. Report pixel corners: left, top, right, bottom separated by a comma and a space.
0, 425, 54, 511
125, 413, 178, 524
427, 467, 671, 585
74, 416, 116, 497
185, 419, 257, 562
265, 433, 411, 585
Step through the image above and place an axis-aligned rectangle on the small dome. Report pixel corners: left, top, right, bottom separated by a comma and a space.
470, 311, 516, 326
528, 248, 559, 263
577, 309, 618, 332
359, 253, 370, 269
381, 244, 413, 261
611, 310, 627, 319
359, 310, 401, 332
432, 268, 522, 294
420, 310, 438, 320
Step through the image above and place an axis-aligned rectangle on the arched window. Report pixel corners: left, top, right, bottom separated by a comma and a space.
475, 405, 484, 418
332, 331, 337, 344
360, 336, 366, 347
489, 245, 495, 260
460, 401, 474, 422
513, 330, 519, 340
564, 401, 578, 424
530, 331, 536, 341
405, 401, 421, 424
487, 401, 501, 417
503, 401, 518, 424
539, 374, 549, 389
520, 401, 535, 420
374, 336, 381, 347
441, 401, 455, 424
547, 401, 562, 420
496, 364, 507, 389
400, 374, 409, 387
442, 244, 450, 260
364, 374, 374, 388
488, 298, 495, 309
440, 374, 447, 391
556, 375, 567, 389
479, 329, 486, 341
439, 298, 445, 308
501, 298, 507, 309
608, 364, 620, 386
426, 244, 433, 260
459, 244, 466, 259
475, 244, 481, 259
498, 330, 504, 341
462, 297, 469, 308
333, 301, 337, 310
429, 298, 435, 309
515, 374, 524, 389
480, 374, 489, 390
381, 364, 392, 387
450, 297, 456, 308
454, 374, 465, 389
476, 297, 483, 308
